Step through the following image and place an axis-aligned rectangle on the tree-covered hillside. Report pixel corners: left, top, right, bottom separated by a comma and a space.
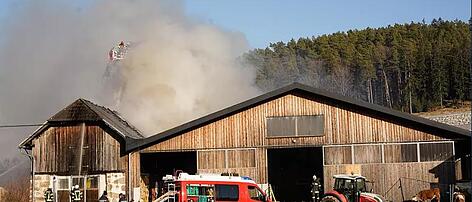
244, 19, 470, 113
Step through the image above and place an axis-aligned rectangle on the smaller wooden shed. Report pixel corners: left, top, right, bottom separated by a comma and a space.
19, 98, 144, 202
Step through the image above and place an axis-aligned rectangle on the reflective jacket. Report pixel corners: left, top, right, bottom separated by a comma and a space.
44, 190, 54, 202
70, 188, 83, 201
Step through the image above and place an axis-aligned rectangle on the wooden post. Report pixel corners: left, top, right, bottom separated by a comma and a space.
399, 178, 405, 202
78, 123, 86, 175
466, 15, 472, 200
31, 151, 35, 202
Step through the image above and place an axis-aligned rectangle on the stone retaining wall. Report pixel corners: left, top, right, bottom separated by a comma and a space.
106, 172, 127, 201
419, 112, 471, 130
33, 174, 51, 202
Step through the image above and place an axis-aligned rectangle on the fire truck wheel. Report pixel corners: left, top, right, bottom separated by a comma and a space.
321, 195, 342, 202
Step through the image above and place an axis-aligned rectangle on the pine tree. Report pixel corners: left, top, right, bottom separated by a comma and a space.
245, 19, 470, 112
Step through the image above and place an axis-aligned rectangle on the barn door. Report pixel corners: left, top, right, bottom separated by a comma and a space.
85, 176, 99, 202
267, 147, 324, 202
57, 177, 71, 202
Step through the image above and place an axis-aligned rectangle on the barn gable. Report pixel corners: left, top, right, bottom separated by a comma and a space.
19, 98, 144, 149
130, 82, 469, 152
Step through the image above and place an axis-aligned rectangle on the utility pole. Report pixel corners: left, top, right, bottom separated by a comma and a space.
469, 14, 472, 189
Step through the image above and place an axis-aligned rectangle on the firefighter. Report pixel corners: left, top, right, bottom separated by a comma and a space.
70, 185, 83, 201
207, 188, 215, 202
118, 193, 127, 202
44, 188, 54, 202
99, 191, 109, 202
311, 174, 322, 202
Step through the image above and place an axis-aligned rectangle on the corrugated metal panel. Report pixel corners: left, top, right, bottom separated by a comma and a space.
297, 115, 324, 136
267, 115, 324, 137
267, 117, 296, 137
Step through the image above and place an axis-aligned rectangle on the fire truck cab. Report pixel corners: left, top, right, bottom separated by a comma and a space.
158, 172, 271, 202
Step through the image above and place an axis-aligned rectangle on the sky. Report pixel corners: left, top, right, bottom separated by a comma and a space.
0, 0, 470, 48
184, 0, 471, 48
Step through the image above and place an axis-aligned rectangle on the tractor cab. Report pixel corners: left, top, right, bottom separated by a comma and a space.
332, 175, 367, 202
321, 174, 384, 202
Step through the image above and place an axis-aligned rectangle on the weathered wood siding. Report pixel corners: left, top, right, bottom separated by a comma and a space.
130, 152, 141, 189
323, 146, 352, 165
196, 148, 266, 183
124, 151, 141, 198
353, 145, 382, 164
144, 94, 444, 153
33, 124, 126, 174
142, 95, 448, 183
324, 162, 445, 202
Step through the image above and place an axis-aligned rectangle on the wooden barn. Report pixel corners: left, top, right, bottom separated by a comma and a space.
19, 99, 144, 202
20, 83, 470, 202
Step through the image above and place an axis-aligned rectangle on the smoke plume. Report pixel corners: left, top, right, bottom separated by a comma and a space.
0, 0, 259, 158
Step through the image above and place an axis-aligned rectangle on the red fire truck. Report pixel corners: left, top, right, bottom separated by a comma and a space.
155, 172, 272, 202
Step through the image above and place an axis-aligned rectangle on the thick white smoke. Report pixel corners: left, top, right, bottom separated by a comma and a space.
0, 0, 259, 158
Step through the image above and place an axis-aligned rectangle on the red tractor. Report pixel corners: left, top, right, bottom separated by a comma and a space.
320, 174, 384, 202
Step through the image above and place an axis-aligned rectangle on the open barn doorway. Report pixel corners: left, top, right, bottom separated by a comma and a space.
141, 152, 197, 201
268, 147, 323, 202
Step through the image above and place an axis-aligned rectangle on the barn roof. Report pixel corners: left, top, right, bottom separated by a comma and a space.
127, 82, 470, 152
19, 98, 144, 149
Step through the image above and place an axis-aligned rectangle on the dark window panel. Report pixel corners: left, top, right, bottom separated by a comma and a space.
384, 144, 418, 163
297, 115, 324, 136
400, 144, 418, 162
420, 142, 453, 162
267, 117, 296, 137
215, 184, 239, 201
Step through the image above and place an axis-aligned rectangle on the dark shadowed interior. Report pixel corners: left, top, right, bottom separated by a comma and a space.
141, 152, 197, 201
268, 147, 323, 202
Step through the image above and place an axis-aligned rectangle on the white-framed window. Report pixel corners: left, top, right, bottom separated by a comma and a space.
51, 175, 102, 201
323, 141, 454, 165
56, 176, 71, 190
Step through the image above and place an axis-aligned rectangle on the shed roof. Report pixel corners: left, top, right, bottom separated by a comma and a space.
127, 82, 470, 152
19, 98, 144, 149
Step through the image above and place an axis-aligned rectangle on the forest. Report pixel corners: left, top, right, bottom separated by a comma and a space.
244, 19, 471, 113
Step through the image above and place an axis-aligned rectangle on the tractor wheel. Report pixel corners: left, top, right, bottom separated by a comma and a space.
321, 195, 342, 202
